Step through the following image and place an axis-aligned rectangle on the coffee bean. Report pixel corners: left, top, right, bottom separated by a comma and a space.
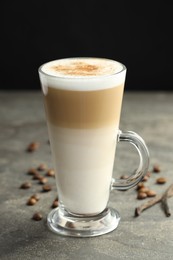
142, 175, 149, 182
32, 212, 42, 221
46, 169, 55, 177
137, 192, 147, 200
20, 182, 31, 189
156, 177, 167, 184
42, 184, 52, 192
120, 175, 129, 180
30, 194, 40, 201
153, 164, 161, 173
27, 168, 39, 176
27, 197, 37, 206
147, 190, 157, 197
39, 177, 48, 184
52, 200, 59, 208
37, 163, 47, 171
146, 171, 151, 177
138, 187, 150, 193
136, 182, 145, 190
27, 142, 40, 152
32, 173, 42, 180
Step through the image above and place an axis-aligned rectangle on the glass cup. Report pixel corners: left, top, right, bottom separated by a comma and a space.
38, 58, 149, 237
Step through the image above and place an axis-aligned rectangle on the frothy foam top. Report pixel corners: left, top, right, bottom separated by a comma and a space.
41, 58, 123, 77
39, 58, 126, 91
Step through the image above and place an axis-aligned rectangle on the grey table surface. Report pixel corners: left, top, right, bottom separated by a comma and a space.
0, 91, 173, 260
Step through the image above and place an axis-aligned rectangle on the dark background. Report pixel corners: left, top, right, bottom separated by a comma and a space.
2, 1, 173, 91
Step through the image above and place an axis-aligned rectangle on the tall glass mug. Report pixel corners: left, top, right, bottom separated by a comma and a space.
38, 58, 149, 237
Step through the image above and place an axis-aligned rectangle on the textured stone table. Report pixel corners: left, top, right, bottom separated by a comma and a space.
0, 91, 173, 260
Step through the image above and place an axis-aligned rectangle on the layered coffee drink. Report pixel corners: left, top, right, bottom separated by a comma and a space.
39, 58, 126, 215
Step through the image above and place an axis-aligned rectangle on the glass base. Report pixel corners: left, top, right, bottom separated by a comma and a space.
47, 207, 120, 237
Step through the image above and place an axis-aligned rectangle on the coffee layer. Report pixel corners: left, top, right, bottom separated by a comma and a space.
44, 84, 124, 129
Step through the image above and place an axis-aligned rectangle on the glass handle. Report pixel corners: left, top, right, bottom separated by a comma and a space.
111, 130, 150, 191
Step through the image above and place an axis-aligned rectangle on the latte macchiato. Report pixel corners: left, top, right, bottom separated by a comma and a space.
39, 58, 126, 215
39, 57, 149, 237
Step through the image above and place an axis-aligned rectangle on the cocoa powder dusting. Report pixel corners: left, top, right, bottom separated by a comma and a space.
51, 62, 99, 76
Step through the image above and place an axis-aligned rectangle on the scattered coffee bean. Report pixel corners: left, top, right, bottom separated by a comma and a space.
27, 168, 39, 176
42, 184, 52, 192
46, 169, 55, 177
153, 164, 161, 173
138, 187, 150, 193
137, 192, 147, 200
120, 175, 129, 180
142, 175, 149, 182
27, 197, 37, 206
146, 190, 157, 197
30, 194, 40, 201
52, 200, 59, 208
32, 212, 43, 221
39, 177, 48, 184
20, 182, 31, 189
156, 177, 167, 184
32, 173, 42, 180
136, 182, 145, 190
27, 142, 40, 152
37, 163, 47, 171
146, 171, 151, 177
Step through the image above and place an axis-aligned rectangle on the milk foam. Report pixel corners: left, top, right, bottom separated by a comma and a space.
39, 58, 126, 91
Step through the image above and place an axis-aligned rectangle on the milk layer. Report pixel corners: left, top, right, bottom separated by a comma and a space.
47, 124, 118, 215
